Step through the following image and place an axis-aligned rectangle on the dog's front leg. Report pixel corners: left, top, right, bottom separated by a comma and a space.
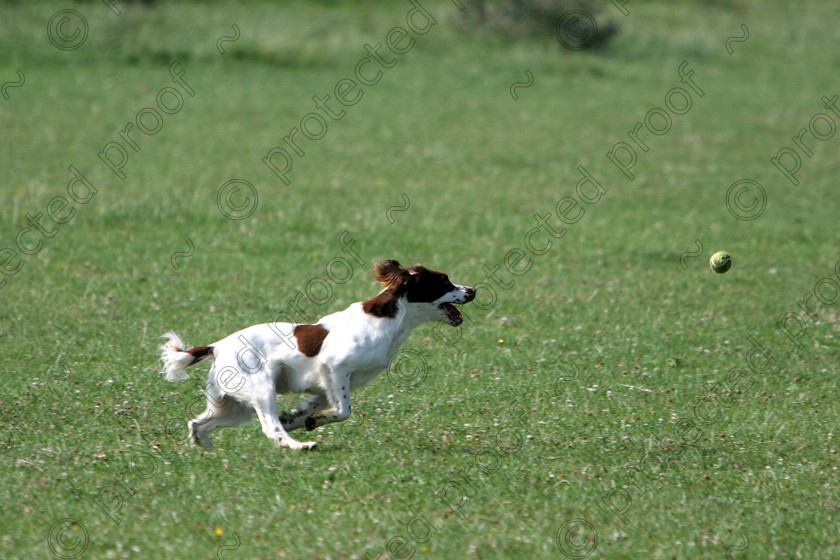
252, 393, 317, 451
279, 394, 327, 432
304, 371, 352, 431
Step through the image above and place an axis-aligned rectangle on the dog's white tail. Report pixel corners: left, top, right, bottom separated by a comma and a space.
159, 331, 214, 381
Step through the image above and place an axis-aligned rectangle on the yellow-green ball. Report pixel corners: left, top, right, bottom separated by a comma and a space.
710, 251, 731, 273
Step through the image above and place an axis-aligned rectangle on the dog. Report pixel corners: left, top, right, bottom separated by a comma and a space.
159, 259, 475, 450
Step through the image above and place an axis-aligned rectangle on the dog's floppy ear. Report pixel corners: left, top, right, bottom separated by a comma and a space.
374, 259, 409, 290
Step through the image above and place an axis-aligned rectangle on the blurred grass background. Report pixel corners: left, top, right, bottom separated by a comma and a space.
1, 0, 839, 558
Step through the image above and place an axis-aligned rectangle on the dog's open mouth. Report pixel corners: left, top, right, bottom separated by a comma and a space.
440, 303, 463, 326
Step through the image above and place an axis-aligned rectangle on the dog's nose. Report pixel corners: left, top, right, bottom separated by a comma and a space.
465, 287, 476, 301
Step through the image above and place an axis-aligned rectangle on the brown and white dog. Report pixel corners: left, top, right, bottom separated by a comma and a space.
160, 260, 475, 450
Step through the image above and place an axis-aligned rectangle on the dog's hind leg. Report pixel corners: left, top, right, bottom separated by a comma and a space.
188, 378, 253, 448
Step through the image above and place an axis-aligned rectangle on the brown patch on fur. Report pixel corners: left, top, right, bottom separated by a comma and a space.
187, 346, 214, 364
362, 290, 401, 318
405, 265, 456, 303
363, 259, 411, 318
294, 324, 329, 357
374, 259, 409, 292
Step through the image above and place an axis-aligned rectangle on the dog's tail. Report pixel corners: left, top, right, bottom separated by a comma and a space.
159, 331, 215, 381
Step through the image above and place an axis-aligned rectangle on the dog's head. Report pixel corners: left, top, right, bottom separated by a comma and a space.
374, 259, 475, 326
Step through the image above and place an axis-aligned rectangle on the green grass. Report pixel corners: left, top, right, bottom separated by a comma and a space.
2, 0, 839, 558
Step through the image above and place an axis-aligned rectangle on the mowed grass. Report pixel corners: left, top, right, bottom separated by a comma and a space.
1, 1, 839, 558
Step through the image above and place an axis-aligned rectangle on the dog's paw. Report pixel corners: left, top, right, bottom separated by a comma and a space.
280, 439, 318, 451
188, 420, 214, 448
305, 414, 324, 432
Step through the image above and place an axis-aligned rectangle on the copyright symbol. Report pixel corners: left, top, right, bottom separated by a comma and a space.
0, 428, 14, 453
338, 412, 366, 439
726, 179, 767, 221
47, 518, 89, 559
553, 363, 581, 396
217, 179, 258, 220
47, 10, 89, 51
556, 10, 598, 51
555, 518, 597, 559
387, 350, 428, 390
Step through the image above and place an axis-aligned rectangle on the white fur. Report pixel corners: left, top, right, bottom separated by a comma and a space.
159, 331, 194, 381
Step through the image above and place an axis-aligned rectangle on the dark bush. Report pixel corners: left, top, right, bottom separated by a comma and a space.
454, 0, 619, 50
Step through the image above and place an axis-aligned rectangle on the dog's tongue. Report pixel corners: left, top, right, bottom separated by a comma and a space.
440, 303, 462, 322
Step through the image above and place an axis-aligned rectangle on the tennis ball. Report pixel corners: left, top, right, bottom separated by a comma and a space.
710, 251, 732, 273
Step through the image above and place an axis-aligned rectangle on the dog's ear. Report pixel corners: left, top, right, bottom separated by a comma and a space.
374, 259, 409, 290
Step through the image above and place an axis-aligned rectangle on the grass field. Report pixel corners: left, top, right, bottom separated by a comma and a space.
2, 0, 839, 558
